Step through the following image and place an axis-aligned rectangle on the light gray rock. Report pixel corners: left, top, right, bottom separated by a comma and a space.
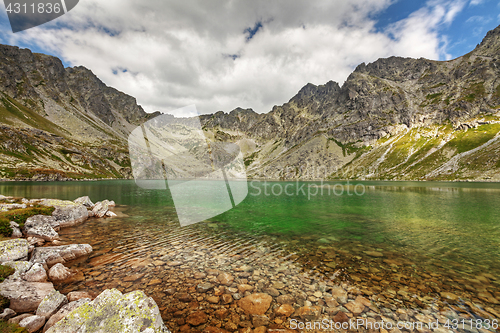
0, 308, 16, 320
91, 200, 110, 218
73, 196, 94, 208
105, 210, 117, 217
30, 244, 93, 267
43, 298, 91, 332
10, 221, 19, 228
36, 290, 68, 319
23, 263, 48, 282
2, 261, 33, 280
0, 239, 29, 262
0, 280, 55, 312
46, 289, 169, 333
24, 215, 60, 241
28, 236, 46, 246
25, 214, 60, 230
39, 199, 78, 208
19, 315, 46, 333
48, 263, 73, 281
11, 226, 23, 238
52, 205, 88, 228
8, 313, 33, 325
67, 291, 93, 302
0, 203, 27, 210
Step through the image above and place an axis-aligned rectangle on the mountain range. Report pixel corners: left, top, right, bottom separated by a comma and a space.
1, 25, 500, 181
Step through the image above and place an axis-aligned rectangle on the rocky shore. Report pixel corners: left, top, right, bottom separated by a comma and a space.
52, 212, 499, 333
0, 195, 168, 332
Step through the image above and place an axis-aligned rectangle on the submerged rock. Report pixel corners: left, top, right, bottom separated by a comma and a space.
46, 289, 169, 333
238, 293, 272, 315
0, 238, 29, 262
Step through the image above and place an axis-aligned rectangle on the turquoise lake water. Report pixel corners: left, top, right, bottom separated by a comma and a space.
1, 179, 499, 279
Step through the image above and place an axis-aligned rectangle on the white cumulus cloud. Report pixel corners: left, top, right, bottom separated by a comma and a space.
1, 0, 468, 116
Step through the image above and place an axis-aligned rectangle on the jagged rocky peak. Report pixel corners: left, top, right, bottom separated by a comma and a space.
289, 80, 340, 106
352, 56, 438, 82
473, 24, 500, 56
200, 107, 260, 131
0, 44, 149, 129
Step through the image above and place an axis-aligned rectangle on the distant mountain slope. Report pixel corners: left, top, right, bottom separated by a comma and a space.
1, 25, 500, 181
0, 45, 159, 180
200, 24, 500, 181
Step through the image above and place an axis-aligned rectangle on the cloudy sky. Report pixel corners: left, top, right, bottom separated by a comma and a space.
0, 0, 499, 116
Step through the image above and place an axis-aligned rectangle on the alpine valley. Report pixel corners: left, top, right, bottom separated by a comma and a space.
1, 25, 500, 181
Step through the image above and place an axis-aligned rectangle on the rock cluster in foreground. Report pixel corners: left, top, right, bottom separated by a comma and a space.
0, 195, 169, 332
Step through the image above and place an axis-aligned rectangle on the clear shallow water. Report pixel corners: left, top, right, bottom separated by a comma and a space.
1, 180, 499, 328
2, 179, 498, 272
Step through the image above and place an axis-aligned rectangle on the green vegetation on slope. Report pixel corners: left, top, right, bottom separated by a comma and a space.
445, 123, 500, 154
0, 93, 67, 136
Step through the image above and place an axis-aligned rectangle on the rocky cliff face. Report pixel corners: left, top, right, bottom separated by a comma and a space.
0, 45, 155, 180
199, 25, 500, 181
1, 25, 500, 181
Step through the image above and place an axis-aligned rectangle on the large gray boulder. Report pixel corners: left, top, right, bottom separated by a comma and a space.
48, 263, 73, 281
23, 263, 48, 282
36, 290, 68, 320
30, 244, 93, 267
46, 289, 169, 333
19, 315, 46, 333
52, 205, 88, 228
0, 239, 29, 262
25, 215, 60, 230
43, 298, 91, 332
24, 215, 60, 241
0, 280, 55, 312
